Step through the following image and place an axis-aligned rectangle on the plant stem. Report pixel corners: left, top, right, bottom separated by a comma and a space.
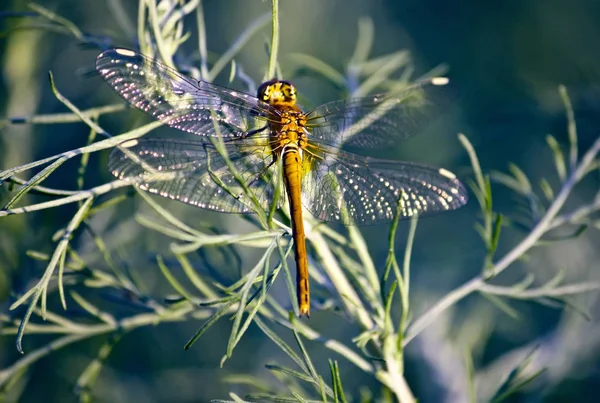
405, 135, 600, 346
266, 0, 280, 79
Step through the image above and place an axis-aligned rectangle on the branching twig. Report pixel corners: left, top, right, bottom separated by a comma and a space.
405, 135, 600, 346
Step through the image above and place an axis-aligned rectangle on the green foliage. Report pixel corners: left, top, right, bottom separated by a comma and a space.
1, 0, 600, 401
490, 348, 546, 403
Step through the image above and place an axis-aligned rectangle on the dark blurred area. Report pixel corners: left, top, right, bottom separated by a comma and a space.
1, 0, 599, 402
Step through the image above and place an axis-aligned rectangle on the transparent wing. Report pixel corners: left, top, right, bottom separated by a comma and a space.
108, 138, 284, 214
301, 144, 468, 225
96, 48, 278, 138
305, 79, 450, 150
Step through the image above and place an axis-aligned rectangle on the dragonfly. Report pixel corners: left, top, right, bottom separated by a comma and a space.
96, 47, 468, 317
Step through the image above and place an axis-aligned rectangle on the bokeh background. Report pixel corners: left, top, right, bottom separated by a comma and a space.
1, 0, 599, 401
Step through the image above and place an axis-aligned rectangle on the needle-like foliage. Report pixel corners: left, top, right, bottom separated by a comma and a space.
1, 1, 599, 402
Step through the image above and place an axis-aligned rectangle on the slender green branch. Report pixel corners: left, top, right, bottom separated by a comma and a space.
0, 306, 197, 388
266, 0, 279, 80
12, 197, 93, 353
1, 104, 125, 126
196, 0, 209, 79
28, 3, 84, 41
547, 197, 600, 230
137, 0, 146, 53
1, 178, 132, 217
494, 136, 599, 274
405, 135, 600, 346
399, 217, 417, 334
479, 281, 600, 299
2, 177, 77, 196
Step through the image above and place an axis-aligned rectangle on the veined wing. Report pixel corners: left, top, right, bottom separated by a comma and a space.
305, 78, 449, 150
301, 144, 468, 225
108, 138, 284, 214
96, 48, 277, 139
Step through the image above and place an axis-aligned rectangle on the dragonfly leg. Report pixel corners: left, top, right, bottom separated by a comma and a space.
245, 159, 276, 188
241, 125, 268, 139
228, 160, 274, 202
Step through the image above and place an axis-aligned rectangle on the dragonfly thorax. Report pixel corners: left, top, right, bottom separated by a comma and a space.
257, 79, 297, 107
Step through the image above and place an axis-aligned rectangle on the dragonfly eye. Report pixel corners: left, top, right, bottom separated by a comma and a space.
257, 79, 297, 106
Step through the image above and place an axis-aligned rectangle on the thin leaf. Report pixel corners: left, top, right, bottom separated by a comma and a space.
539, 178, 554, 202
184, 298, 239, 350
558, 85, 578, 171
3, 156, 69, 209
156, 255, 196, 302
12, 197, 93, 353
175, 253, 218, 300
491, 348, 545, 403
349, 18, 374, 66
480, 292, 520, 320
328, 360, 348, 403
546, 135, 567, 181
508, 163, 532, 194
254, 316, 309, 375
74, 334, 123, 400
287, 53, 345, 88
208, 13, 271, 81
464, 347, 476, 403
225, 241, 277, 361
70, 291, 116, 325
459, 134, 485, 195
490, 171, 525, 195
266, 364, 314, 383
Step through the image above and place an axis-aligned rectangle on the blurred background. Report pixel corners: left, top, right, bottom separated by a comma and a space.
1, 0, 599, 401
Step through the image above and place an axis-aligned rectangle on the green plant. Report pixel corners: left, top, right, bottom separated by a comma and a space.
1, 1, 599, 402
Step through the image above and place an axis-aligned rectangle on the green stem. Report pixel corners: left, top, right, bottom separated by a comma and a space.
196, 0, 209, 79
405, 135, 600, 346
266, 0, 280, 79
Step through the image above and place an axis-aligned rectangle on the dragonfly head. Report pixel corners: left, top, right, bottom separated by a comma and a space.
257, 79, 297, 107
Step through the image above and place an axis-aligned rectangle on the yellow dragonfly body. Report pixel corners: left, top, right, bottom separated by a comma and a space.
257, 79, 311, 315
96, 48, 468, 317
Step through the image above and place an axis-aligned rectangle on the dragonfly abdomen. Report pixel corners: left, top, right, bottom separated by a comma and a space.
282, 146, 310, 316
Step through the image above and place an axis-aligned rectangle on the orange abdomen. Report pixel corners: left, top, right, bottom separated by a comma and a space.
282, 147, 310, 316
